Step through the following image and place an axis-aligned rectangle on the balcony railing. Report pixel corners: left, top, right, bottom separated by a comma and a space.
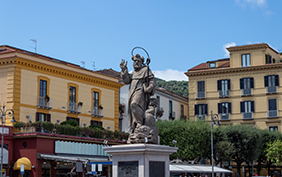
67, 102, 81, 114
37, 96, 52, 109
169, 111, 175, 120
267, 110, 279, 118
220, 113, 229, 120
241, 88, 252, 96
196, 114, 205, 120
91, 107, 104, 118
219, 90, 230, 98
241, 112, 253, 119
195, 92, 206, 99
266, 86, 278, 94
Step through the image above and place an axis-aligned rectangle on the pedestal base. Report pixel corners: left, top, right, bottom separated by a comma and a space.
104, 144, 178, 177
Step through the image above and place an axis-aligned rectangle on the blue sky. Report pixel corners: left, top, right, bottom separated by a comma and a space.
1, 0, 282, 81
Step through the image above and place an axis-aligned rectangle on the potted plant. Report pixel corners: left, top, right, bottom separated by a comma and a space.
99, 104, 103, 110
78, 102, 83, 107
44, 95, 50, 102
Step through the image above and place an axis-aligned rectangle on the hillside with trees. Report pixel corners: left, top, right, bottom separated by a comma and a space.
156, 78, 189, 97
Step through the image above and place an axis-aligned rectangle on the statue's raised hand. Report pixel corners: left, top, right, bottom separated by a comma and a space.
120, 59, 128, 71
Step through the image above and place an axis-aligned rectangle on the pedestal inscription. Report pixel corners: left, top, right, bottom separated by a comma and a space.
118, 161, 138, 177
149, 161, 165, 177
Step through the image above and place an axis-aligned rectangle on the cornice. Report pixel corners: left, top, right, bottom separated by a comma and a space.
8, 57, 124, 90
185, 63, 282, 77
227, 43, 268, 52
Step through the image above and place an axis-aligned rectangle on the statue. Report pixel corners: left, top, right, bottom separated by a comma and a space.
120, 52, 159, 144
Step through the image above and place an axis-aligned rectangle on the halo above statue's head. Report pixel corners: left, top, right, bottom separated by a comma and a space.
131, 47, 150, 64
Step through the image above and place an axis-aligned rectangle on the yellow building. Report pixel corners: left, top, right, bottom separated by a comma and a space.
0, 45, 123, 131
186, 43, 282, 131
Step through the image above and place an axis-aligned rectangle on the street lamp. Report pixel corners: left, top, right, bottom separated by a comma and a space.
0, 105, 14, 177
211, 110, 220, 177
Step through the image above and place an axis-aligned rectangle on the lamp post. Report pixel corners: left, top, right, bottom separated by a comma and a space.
0, 105, 15, 177
211, 110, 220, 177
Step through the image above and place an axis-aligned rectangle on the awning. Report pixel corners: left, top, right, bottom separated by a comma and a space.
38, 153, 109, 164
170, 164, 233, 173
13, 157, 32, 170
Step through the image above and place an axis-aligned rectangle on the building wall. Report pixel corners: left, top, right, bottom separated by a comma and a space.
188, 43, 282, 132
0, 48, 123, 130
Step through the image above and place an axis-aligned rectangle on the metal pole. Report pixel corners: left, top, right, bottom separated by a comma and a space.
0, 105, 4, 177
211, 110, 214, 177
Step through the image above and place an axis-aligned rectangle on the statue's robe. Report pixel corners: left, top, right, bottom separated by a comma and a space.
121, 65, 155, 133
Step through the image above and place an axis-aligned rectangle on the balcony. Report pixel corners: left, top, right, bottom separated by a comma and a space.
91, 107, 104, 118
195, 92, 206, 99
37, 96, 52, 109
219, 90, 230, 98
240, 88, 252, 96
169, 111, 175, 120
220, 113, 229, 120
266, 86, 278, 94
241, 112, 253, 119
267, 110, 279, 118
67, 102, 81, 114
196, 114, 205, 120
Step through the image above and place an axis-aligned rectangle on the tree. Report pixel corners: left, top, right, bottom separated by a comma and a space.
156, 119, 210, 161
223, 125, 261, 177
256, 130, 282, 175
265, 139, 282, 166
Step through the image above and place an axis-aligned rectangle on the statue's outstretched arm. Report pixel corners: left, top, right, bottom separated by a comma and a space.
120, 59, 131, 84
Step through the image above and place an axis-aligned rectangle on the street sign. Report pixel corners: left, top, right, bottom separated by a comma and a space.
91, 164, 96, 174
98, 164, 102, 172
20, 165, 24, 174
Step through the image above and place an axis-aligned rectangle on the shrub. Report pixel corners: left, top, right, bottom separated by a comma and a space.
60, 120, 78, 127
42, 122, 54, 133
13, 121, 24, 130
89, 124, 104, 130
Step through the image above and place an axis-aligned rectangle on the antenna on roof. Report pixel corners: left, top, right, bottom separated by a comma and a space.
92, 62, 95, 71
81, 61, 85, 68
30, 39, 37, 53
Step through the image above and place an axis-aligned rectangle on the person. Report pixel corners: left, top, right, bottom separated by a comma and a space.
120, 54, 156, 134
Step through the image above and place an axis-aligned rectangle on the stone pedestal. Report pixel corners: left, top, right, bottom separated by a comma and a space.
104, 144, 178, 177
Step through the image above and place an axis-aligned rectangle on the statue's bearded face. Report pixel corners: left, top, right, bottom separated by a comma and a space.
133, 58, 143, 70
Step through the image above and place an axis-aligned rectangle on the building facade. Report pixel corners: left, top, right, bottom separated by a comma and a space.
0, 45, 123, 130
186, 43, 282, 131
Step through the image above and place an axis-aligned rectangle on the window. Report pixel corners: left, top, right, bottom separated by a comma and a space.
265, 75, 279, 94
218, 102, 231, 120
169, 100, 174, 120
269, 126, 278, 132
241, 54, 250, 67
36, 112, 50, 122
91, 120, 102, 127
69, 86, 77, 112
209, 63, 216, 68
195, 104, 208, 120
181, 104, 184, 117
265, 54, 272, 64
240, 77, 254, 96
240, 101, 254, 119
217, 79, 230, 97
39, 80, 47, 97
268, 99, 278, 118
197, 81, 205, 98
93, 91, 99, 115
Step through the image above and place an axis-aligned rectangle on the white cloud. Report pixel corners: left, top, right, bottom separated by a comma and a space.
153, 69, 188, 81
223, 42, 236, 57
235, 0, 266, 8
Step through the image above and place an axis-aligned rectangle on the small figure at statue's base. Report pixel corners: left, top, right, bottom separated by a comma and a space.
127, 124, 159, 144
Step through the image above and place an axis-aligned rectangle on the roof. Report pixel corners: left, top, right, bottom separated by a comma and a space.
96, 68, 122, 80
156, 87, 188, 101
189, 58, 230, 71
0, 45, 119, 81
170, 164, 233, 173
227, 43, 278, 54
